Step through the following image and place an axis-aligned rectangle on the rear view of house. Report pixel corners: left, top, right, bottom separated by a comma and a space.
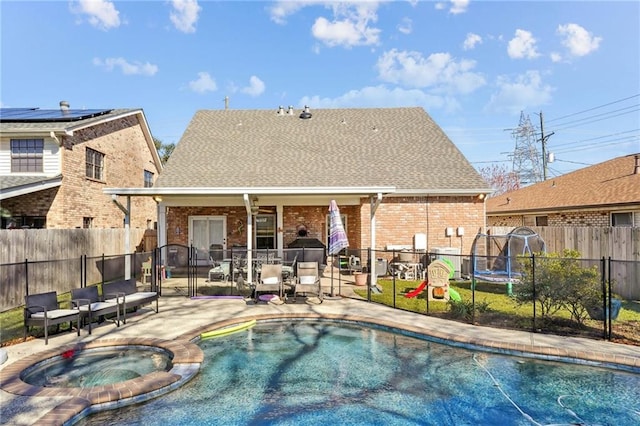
0, 102, 162, 229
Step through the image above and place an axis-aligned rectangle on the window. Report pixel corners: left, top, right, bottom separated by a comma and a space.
11, 139, 44, 172
255, 215, 276, 249
83, 217, 93, 229
2, 216, 46, 229
144, 170, 154, 187
535, 216, 548, 226
611, 212, 633, 227
86, 148, 105, 180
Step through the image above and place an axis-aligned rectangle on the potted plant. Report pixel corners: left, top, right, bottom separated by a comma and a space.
585, 297, 623, 321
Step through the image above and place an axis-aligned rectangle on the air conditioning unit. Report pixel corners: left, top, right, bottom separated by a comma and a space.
431, 247, 461, 279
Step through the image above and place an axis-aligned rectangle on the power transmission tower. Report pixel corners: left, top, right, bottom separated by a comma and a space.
510, 111, 543, 184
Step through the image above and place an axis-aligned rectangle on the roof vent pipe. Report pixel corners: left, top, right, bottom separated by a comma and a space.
635, 154, 639, 175
277, 106, 285, 115
287, 106, 294, 115
60, 101, 70, 111
299, 105, 312, 119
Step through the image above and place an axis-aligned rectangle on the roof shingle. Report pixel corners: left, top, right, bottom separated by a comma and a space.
155, 107, 490, 193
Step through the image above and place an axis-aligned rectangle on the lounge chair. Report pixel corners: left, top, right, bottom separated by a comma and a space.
254, 263, 283, 301
294, 261, 323, 302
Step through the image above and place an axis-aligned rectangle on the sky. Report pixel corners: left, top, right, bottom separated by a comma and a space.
1, 0, 639, 179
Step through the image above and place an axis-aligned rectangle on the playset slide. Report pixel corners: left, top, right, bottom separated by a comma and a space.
404, 281, 463, 301
404, 281, 428, 298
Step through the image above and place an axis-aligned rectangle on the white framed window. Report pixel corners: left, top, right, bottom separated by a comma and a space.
611, 212, 634, 227
11, 139, 43, 172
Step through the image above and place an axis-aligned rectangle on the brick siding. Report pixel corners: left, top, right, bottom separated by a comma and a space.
4, 115, 159, 229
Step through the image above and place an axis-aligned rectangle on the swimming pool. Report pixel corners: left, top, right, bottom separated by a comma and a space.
79, 320, 640, 425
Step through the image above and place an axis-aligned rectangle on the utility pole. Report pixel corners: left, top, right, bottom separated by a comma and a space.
538, 111, 554, 180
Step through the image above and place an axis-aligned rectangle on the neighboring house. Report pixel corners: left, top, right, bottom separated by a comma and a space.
105, 106, 492, 273
0, 102, 162, 229
487, 153, 640, 227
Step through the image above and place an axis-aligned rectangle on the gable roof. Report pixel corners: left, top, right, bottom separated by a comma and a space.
487, 153, 640, 214
154, 107, 490, 195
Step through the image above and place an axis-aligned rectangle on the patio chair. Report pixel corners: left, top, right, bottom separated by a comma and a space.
294, 261, 323, 302
141, 258, 153, 284
254, 263, 284, 301
24, 291, 81, 345
208, 259, 231, 283
282, 253, 298, 285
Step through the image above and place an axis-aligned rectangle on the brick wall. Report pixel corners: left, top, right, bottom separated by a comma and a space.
164, 195, 485, 255
48, 115, 159, 229
489, 210, 612, 227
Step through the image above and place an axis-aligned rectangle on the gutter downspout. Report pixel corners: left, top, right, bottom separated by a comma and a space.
112, 195, 132, 279
370, 193, 382, 288
243, 194, 253, 284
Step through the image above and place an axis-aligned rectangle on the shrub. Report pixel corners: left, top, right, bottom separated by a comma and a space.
515, 249, 601, 325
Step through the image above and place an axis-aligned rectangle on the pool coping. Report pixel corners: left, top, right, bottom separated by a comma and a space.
3, 312, 640, 425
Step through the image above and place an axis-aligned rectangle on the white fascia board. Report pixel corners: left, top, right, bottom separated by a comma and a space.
394, 188, 493, 196
103, 186, 396, 197
0, 177, 62, 200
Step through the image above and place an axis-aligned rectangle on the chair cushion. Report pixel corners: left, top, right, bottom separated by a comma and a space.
31, 309, 78, 319
299, 276, 317, 285
261, 277, 279, 285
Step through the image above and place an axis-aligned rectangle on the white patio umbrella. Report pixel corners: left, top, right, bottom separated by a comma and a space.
328, 200, 349, 296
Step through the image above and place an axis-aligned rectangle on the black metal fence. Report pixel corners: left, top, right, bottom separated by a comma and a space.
2, 245, 638, 344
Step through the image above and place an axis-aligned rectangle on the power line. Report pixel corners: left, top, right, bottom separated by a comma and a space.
550, 105, 640, 131
546, 94, 640, 124
549, 128, 639, 149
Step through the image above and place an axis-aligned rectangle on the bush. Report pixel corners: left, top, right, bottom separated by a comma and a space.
515, 249, 601, 325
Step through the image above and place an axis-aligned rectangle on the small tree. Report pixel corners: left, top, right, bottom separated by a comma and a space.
516, 249, 601, 325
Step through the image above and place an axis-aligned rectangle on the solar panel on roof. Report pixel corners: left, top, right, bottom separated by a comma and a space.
0, 108, 112, 122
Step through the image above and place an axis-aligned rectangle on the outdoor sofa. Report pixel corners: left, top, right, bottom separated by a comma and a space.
102, 278, 159, 324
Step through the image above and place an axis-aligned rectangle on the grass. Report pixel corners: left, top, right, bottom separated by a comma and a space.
357, 278, 640, 344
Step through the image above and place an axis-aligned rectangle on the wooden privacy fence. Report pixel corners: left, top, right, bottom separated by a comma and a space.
487, 227, 640, 262
488, 226, 639, 299
0, 228, 148, 312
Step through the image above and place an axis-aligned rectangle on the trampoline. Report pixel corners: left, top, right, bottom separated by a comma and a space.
471, 226, 546, 294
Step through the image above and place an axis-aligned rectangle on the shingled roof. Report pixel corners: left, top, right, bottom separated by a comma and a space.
487, 153, 640, 214
154, 107, 490, 194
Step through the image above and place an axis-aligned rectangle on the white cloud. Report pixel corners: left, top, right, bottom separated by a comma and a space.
507, 29, 540, 59
311, 3, 381, 48
170, 0, 201, 33
550, 52, 563, 63
463, 33, 482, 50
557, 23, 602, 57
188, 72, 217, 93
486, 70, 553, 114
241, 76, 265, 97
398, 17, 412, 35
376, 49, 486, 94
299, 85, 460, 113
269, 1, 319, 24
72, 0, 120, 30
92, 57, 158, 76
435, 0, 469, 14
450, 0, 470, 14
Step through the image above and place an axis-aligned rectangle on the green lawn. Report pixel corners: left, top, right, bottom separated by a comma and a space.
357, 279, 640, 343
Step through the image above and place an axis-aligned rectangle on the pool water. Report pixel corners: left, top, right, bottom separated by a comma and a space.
22, 346, 172, 388
81, 321, 640, 425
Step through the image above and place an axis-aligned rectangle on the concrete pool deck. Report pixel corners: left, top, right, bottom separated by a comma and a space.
2, 284, 640, 425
